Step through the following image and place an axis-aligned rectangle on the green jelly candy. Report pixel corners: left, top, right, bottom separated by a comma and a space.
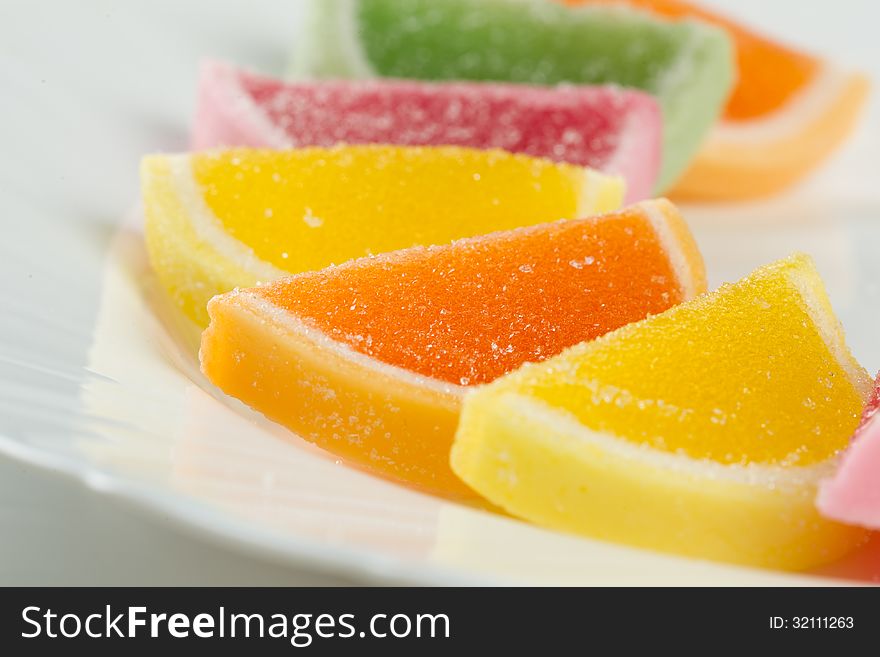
292, 0, 735, 191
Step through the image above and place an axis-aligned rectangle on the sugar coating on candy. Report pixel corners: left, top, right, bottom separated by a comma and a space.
143, 146, 622, 327
255, 200, 703, 386
294, 0, 735, 189
193, 60, 661, 202
817, 376, 880, 528
448, 255, 871, 569
485, 255, 871, 466
191, 145, 622, 273
199, 199, 702, 499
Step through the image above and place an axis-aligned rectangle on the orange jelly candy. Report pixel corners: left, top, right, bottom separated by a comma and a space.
566, 0, 819, 120
201, 200, 706, 499
565, 0, 869, 199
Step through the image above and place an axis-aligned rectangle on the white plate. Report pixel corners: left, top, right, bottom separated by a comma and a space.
2, 0, 880, 585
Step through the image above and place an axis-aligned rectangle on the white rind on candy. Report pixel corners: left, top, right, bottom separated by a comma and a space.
483, 391, 840, 492
602, 100, 660, 202
640, 199, 700, 302
291, 0, 375, 80
648, 18, 735, 190
216, 290, 467, 399
712, 65, 851, 142
574, 168, 609, 219
194, 60, 294, 149
167, 155, 287, 284
785, 262, 874, 402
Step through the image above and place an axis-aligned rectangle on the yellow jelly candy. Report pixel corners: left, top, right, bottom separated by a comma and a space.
142, 145, 623, 325
451, 254, 872, 569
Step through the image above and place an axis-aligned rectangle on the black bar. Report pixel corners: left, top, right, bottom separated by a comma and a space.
0, 587, 876, 653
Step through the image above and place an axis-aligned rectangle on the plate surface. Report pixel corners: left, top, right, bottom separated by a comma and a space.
2, 0, 880, 585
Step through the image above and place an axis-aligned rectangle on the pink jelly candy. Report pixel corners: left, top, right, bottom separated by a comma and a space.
192, 59, 662, 203
817, 374, 880, 528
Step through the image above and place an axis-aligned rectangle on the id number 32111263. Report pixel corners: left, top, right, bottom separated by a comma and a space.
770, 617, 854, 629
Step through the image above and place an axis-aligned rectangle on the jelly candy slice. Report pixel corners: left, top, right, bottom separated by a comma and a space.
292, 0, 735, 191
818, 375, 880, 529
142, 145, 623, 325
193, 60, 661, 203
451, 254, 872, 568
565, 0, 869, 200
200, 200, 706, 499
